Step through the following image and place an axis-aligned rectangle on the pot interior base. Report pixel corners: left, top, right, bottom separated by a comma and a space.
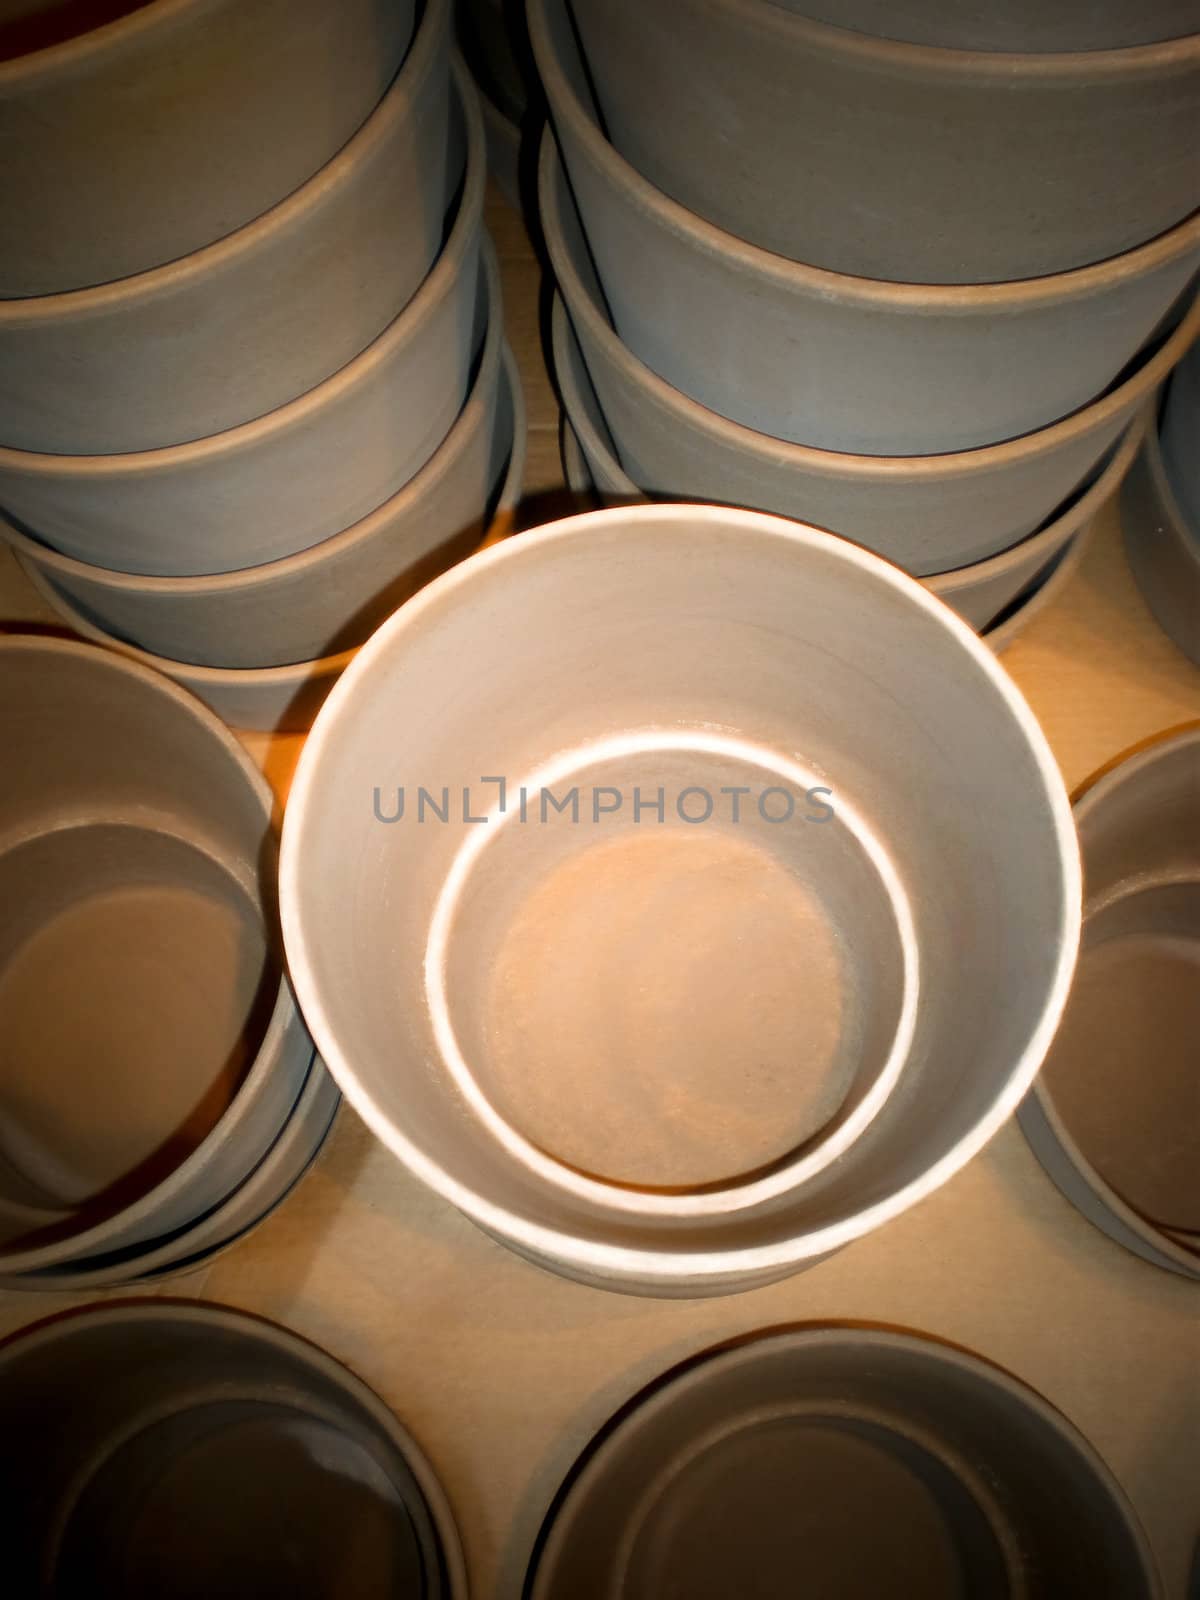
619, 1412, 1010, 1600
0, 821, 274, 1215
53, 1399, 425, 1600
430, 735, 912, 1196
1043, 881, 1200, 1234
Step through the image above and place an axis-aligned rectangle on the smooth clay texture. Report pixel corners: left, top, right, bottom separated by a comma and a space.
558, 0, 1200, 284
0, 0, 417, 295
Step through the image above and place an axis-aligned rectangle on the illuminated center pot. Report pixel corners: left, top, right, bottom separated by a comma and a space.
282, 506, 1080, 1295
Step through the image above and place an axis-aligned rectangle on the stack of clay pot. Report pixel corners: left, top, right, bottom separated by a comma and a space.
0, 0, 526, 732
528, 0, 1200, 644
0, 636, 331, 1292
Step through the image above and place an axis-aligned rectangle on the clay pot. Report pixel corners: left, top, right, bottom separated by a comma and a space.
0, 0, 417, 296
0, 637, 312, 1274
0, 1301, 468, 1598
552, 0, 1200, 284
541, 137, 1198, 574
0, 58, 486, 578
1019, 729, 1200, 1279
0, 0, 453, 455
551, 291, 1143, 627
529, 1328, 1161, 1598
14, 347, 527, 733
280, 503, 1078, 1295
4, 246, 508, 668
530, 0, 1200, 453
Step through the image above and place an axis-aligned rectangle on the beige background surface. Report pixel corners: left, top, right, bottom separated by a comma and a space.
0, 189, 1197, 1597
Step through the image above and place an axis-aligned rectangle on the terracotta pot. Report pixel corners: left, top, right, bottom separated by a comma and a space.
530, 0, 1200, 453
0, 0, 417, 296
553, 0, 1200, 284
530, 1328, 1162, 1598
0, 1302, 468, 1598
0, 61, 487, 578
551, 292, 1143, 627
0, 0, 453, 455
5, 247, 507, 668
542, 138, 1198, 574
280, 503, 1078, 1295
1019, 729, 1200, 1279
0, 637, 312, 1275
15, 347, 527, 733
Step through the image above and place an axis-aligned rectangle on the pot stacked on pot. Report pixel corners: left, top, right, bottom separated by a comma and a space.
528, 0, 1200, 642
0, 638, 331, 1292
0, 0, 527, 733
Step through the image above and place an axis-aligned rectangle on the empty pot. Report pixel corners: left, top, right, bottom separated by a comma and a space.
528, 1328, 1161, 1598
4, 245, 507, 669
13, 345, 527, 734
543, 140, 1198, 574
551, 293, 1143, 628
0, 637, 312, 1274
0, 0, 453, 455
281, 504, 1078, 1295
1123, 401, 1200, 665
554, 0, 1200, 286
0, 59, 487, 578
0, 1301, 468, 1598
1019, 729, 1200, 1279
0, 0, 417, 297
529, 8, 1200, 455
771, 0, 1200, 52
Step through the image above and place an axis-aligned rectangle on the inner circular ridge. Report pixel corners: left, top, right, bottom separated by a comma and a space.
424, 730, 919, 1216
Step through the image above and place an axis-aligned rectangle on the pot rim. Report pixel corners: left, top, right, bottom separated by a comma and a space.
1024, 726, 1200, 1278
549, 289, 1146, 589
528, 0, 1200, 307
530, 1326, 1163, 1599
279, 503, 1082, 1282
556, 403, 1099, 652
0, 47, 483, 481
3, 246, 504, 598
0, 1299, 470, 1599
13, 344, 526, 700
0, 0, 445, 314
0, 635, 312, 1271
540, 137, 1200, 483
